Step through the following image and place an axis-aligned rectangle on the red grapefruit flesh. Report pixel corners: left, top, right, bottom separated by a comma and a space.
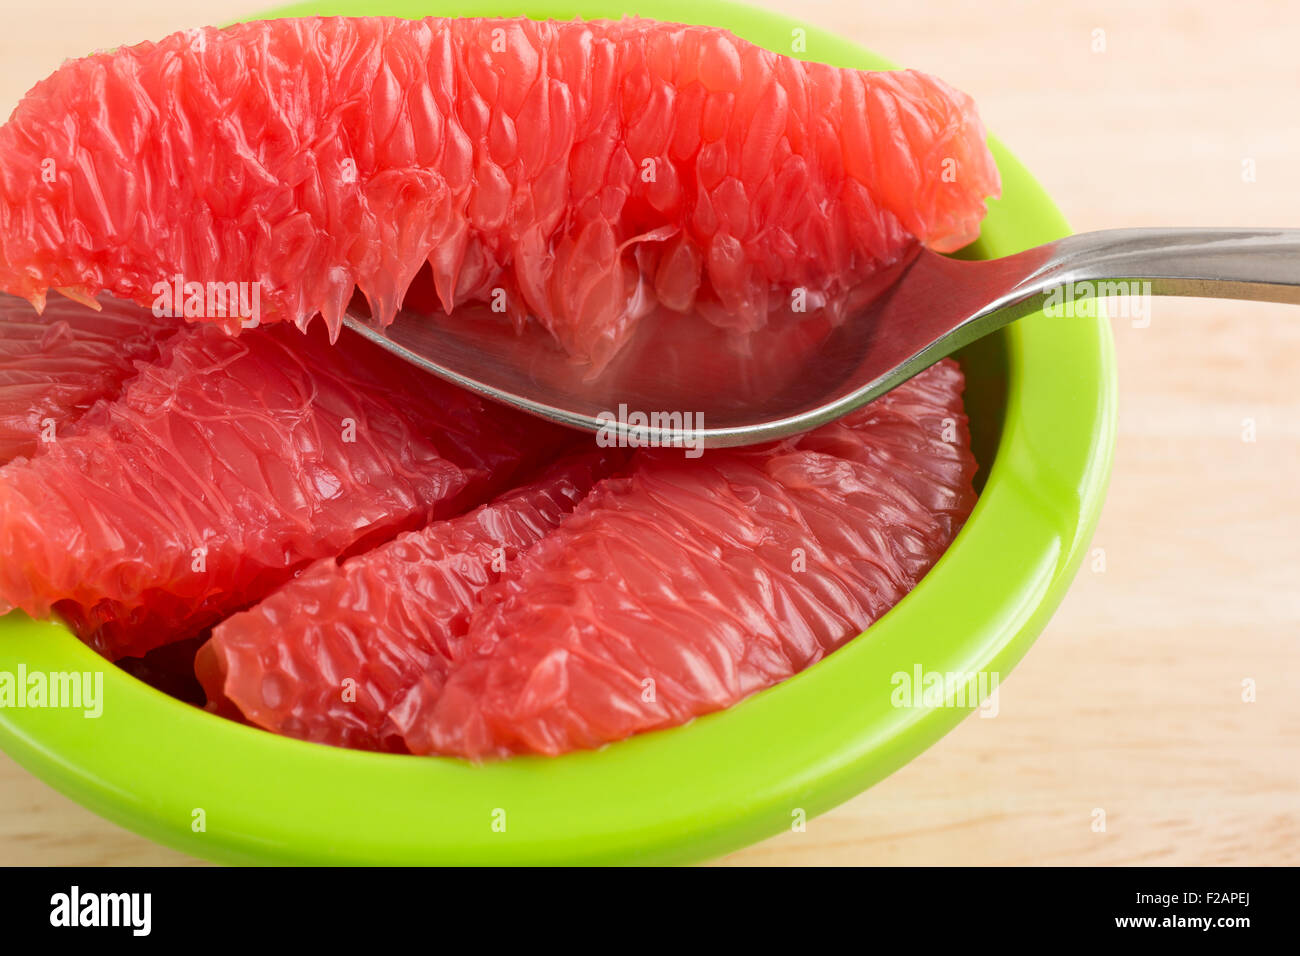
196, 447, 629, 752
0, 294, 177, 463
401, 359, 976, 760
0, 321, 569, 660
0, 17, 999, 368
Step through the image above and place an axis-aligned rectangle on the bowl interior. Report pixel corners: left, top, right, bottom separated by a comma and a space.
0, 0, 1115, 865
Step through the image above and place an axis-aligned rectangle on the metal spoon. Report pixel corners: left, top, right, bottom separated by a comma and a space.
343, 227, 1300, 448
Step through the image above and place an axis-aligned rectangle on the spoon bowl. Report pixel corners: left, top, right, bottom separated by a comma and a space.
349, 227, 1300, 446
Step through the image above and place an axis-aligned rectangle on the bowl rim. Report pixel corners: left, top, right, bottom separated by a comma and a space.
0, 0, 1116, 865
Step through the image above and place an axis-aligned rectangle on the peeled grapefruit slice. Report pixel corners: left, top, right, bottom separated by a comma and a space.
0, 294, 177, 463
0, 16, 999, 368
401, 359, 976, 760
0, 321, 569, 660
195, 447, 629, 752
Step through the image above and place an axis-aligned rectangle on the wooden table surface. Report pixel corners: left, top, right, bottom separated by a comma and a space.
1, 0, 1296, 866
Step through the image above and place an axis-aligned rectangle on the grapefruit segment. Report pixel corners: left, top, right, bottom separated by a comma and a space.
0, 322, 569, 660
0, 294, 177, 463
196, 447, 629, 752
0, 17, 999, 369
401, 360, 976, 759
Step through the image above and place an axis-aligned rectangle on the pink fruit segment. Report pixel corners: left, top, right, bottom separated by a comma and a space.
0, 17, 999, 369
0, 322, 569, 660
403, 359, 977, 760
196, 447, 629, 752
0, 293, 177, 463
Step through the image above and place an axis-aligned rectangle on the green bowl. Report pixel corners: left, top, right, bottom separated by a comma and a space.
0, 0, 1115, 865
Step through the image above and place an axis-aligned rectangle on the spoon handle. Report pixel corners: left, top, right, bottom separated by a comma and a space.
1010, 227, 1300, 305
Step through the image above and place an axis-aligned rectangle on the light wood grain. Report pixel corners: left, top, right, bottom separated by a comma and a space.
0, 0, 1297, 867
